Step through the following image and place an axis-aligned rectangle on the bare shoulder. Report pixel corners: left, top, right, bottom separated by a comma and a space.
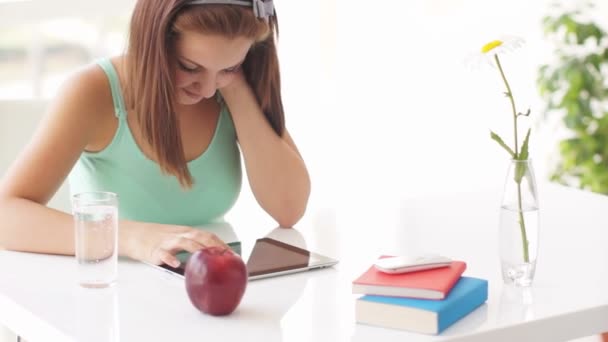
50, 60, 119, 150
53, 61, 114, 122
0, 61, 117, 203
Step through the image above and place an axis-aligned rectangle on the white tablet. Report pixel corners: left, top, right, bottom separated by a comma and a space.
149, 237, 338, 280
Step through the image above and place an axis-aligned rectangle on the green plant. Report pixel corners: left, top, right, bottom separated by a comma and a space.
537, 3, 608, 193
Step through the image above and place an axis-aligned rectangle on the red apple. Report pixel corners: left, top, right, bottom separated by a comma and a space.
184, 246, 248, 316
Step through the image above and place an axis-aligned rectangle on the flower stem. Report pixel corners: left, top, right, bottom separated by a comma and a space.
494, 54, 519, 156
516, 180, 530, 262
494, 54, 530, 263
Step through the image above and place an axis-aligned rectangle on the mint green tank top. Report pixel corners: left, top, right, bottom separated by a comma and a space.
68, 58, 242, 226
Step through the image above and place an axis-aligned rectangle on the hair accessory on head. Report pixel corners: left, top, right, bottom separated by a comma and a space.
188, 0, 275, 19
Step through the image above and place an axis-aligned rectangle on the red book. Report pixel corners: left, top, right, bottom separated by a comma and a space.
352, 259, 467, 300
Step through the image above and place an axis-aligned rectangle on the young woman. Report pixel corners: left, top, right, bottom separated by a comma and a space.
0, 0, 310, 268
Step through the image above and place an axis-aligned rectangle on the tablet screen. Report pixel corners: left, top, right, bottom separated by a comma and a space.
157, 237, 317, 279
246, 238, 310, 277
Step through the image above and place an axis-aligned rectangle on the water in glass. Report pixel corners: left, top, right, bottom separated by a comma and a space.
74, 204, 118, 288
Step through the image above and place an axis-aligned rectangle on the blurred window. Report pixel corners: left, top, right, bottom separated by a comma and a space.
0, 0, 134, 99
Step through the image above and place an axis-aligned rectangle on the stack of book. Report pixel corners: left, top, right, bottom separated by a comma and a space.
352, 258, 488, 334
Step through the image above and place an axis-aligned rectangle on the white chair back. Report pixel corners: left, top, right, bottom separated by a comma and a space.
0, 100, 71, 212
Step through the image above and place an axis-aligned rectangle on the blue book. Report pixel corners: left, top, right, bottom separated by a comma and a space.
356, 276, 488, 334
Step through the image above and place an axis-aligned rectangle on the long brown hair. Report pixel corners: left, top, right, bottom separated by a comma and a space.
125, 0, 283, 188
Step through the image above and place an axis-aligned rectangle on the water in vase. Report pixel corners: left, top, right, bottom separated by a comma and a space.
499, 204, 539, 287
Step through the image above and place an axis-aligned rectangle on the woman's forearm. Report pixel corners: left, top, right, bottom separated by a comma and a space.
238, 131, 310, 226
0, 197, 134, 257
0, 197, 75, 255
221, 78, 311, 227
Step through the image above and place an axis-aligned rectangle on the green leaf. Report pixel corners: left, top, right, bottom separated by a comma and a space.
514, 162, 527, 185
490, 131, 515, 158
584, 53, 602, 72
517, 109, 531, 117
514, 129, 531, 184
576, 23, 606, 45
518, 129, 531, 161
541, 16, 554, 35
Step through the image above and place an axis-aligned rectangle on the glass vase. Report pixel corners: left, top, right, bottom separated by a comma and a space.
499, 159, 539, 287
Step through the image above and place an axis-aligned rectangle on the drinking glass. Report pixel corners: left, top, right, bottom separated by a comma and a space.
72, 191, 118, 288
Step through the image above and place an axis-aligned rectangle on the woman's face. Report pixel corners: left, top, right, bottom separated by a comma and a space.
173, 31, 253, 105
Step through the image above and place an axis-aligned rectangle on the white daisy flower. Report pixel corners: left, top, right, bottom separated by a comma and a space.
481, 36, 525, 54
465, 36, 525, 69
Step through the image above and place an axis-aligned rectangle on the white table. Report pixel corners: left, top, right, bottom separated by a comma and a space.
1, 183, 607, 342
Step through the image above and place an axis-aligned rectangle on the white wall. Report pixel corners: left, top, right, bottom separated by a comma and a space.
277, 0, 551, 214
2, 0, 607, 225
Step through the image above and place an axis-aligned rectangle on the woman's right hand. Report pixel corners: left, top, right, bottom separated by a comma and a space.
120, 221, 230, 268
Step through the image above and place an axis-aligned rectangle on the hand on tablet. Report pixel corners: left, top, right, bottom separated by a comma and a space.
121, 221, 230, 268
